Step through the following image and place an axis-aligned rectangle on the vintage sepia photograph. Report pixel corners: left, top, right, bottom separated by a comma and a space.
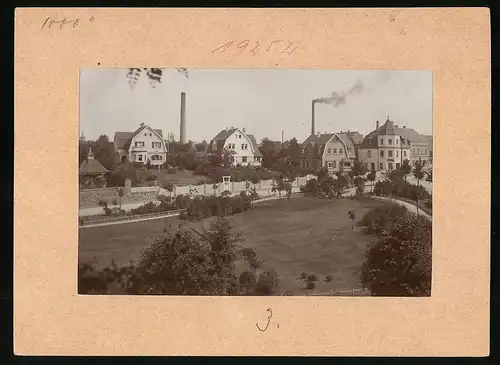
78, 68, 433, 297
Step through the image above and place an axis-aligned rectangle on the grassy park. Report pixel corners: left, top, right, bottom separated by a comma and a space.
79, 196, 390, 295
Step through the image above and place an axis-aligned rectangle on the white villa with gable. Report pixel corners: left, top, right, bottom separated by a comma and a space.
209, 127, 263, 166
113, 123, 168, 165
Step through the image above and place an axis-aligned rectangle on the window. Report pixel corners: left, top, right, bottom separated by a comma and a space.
135, 141, 145, 147
159, 156, 162, 160
333, 148, 337, 154
388, 150, 393, 157
380, 150, 384, 157
364, 163, 368, 170
367, 150, 372, 157
388, 139, 392, 145
238, 134, 242, 139
138, 155, 143, 162
404, 151, 407, 157
396, 139, 399, 145
327, 148, 332, 155
333, 160, 337, 168
380, 163, 384, 170
396, 150, 399, 157
304, 160, 309, 168
380, 138, 384, 145
412, 148, 415, 155
328, 162, 333, 168
245, 144, 248, 150
152, 142, 161, 148
242, 156, 247, 163
388, 163, 393, 170
241, 144, 245, 149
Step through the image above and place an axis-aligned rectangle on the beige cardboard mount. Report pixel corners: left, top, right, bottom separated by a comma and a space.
14, 7, 490, 356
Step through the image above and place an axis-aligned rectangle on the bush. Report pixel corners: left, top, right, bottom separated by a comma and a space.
325, 274, 333, 283
359, 203, 408, 234
306, 273, 319, 282
107, 164, 140, 187
300, 272, 308, 279
254, 270, 280, 295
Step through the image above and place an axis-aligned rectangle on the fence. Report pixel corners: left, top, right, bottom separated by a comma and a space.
79, 209, 186, 227
307, 288, 371, 296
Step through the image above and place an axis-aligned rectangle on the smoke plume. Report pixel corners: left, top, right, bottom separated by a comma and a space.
314, 79, 364, 107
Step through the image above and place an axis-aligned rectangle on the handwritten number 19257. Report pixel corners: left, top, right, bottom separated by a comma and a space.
213, 40, 299, 56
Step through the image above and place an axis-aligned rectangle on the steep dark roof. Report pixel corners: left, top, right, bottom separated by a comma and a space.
79, 158, 109, 174
114, 125, 164, 150
247, 134, 263, 157
359, 119, 427, 149
301, 133, 356, 159
212, 128, 238, 142
344, 131, 364, 144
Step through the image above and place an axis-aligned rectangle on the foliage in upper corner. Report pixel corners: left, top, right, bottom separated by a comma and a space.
126, 68, 189, 88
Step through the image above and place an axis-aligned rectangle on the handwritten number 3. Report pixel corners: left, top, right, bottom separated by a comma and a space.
256, 308, 272, 332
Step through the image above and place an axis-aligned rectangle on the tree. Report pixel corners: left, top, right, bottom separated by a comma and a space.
412, 160, 425, 215
195, 140, 208, 153
251, 175, 261, 190
79, 140, 90, 165
135, 216, 242, 295
354, 176, 365, 196
163, 181, 174, 197
271, 174, 287, 198
90, 135, 119, 170
126, 68, 188, 88
401, 159, 412, 180
259, 138, 280, 168
278, 137, 302, 163
367, 172, 376, 192
117, 188, 125, 209
360, 211, 432, 296
349, 160, 366, 178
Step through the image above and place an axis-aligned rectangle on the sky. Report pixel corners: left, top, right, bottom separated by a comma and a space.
79, 68, 432, 143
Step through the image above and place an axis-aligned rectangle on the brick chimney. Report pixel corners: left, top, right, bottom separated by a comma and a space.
242, 128, 246, 133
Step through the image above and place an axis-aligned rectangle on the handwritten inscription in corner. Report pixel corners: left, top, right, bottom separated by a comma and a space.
212, 40, 300, 57
41, 16, 95, 31
256, 308, 277, 332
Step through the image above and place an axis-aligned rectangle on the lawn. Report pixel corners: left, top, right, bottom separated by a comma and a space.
79, 197, 389, 295
138, 169, 209, 186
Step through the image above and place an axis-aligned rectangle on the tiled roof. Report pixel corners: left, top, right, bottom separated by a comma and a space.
79, 158, 109, 174
301, 133, 356, 159
247, 134, 263, 157
344, 131, 364, 144
359, 119, 428, 148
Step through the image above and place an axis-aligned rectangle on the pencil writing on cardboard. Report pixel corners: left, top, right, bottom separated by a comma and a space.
256, 308, 273, 332
212, 40, 300, 56
41, 16, 95, 30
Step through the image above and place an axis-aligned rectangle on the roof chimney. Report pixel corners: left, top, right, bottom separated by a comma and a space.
387, 116, 390, 122
376, 121, 380, 130
316, 132, 321, 137
140, 122, 145, 127
88, 147, 95, 160
403, 125, 406, 128
347, 129, 350, 132
242, 128, 246, 133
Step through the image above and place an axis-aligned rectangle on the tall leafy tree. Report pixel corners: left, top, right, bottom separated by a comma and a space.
91, 135, 118, 170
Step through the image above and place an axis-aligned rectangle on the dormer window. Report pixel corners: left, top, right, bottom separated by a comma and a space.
380, 138, 384, 145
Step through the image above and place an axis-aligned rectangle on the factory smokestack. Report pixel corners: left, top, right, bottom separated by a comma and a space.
311, 100, 316, 136
281, 129, 284, 146
180, 92, 187, 144
376, 120, 380, 130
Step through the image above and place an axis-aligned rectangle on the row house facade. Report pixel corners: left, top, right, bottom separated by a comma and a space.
357, 118, 431, 172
